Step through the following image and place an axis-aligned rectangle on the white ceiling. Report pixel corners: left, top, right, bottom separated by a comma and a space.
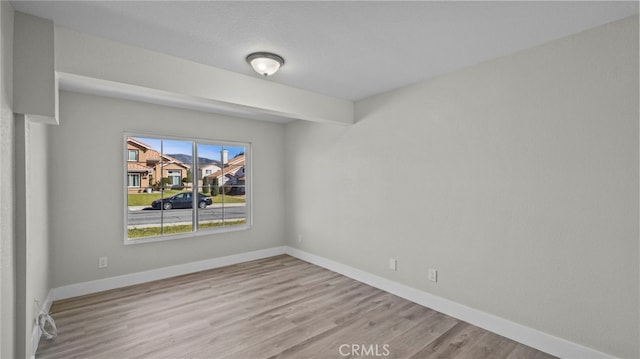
10, 1, 639, 101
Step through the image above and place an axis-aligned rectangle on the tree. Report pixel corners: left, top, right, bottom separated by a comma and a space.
182, 169, 193, 184
202, 177, 210, 194
211, 177, 219, 196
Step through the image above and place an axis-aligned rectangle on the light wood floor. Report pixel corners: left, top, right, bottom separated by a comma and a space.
37, 255, 556, 359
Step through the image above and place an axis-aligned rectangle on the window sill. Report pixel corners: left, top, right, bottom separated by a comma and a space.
124, 224, 252, 245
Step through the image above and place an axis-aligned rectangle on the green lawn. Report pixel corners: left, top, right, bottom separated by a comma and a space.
127, 191, 245, 206
128, 220, 247, 239
210, 195, 245, 204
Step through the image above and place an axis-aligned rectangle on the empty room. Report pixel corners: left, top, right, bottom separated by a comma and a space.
1, 1, 638, 359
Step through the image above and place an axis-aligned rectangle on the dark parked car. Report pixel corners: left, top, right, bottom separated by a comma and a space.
151, 192, 212, 210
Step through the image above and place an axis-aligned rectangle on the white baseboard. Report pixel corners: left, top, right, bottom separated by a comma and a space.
284, 247, 615, 359
50, 246, 286, 300
43, 245, 614, 359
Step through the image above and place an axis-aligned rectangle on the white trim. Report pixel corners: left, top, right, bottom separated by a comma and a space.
31, 292, 53, 358
44, 246, 615, 359
50, 246, 286, 300
283, 247, 616, 359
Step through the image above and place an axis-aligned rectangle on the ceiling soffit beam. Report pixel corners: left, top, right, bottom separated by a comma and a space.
14, 12, 58, 125
58, 73, 302, 124
54, 27, 354, 126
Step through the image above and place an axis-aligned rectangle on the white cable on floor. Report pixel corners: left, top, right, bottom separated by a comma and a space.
35, 300, 58, 340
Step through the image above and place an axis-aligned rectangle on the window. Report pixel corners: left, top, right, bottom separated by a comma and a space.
124, 134, 251, 243
127, 174, 140, 187
167, 170, 182, 186
128, 149, 139, 161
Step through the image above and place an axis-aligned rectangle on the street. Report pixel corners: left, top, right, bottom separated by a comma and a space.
127, 206, 246, 226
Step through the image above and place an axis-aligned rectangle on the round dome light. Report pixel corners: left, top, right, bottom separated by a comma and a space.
246, 52, 285, 77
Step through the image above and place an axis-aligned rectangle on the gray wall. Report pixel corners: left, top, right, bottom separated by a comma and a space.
285, 16, 639, 358
49, 91, 286, 287
0, 2, 15, 358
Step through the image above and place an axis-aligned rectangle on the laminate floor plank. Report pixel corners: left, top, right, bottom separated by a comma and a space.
461, 332, 519, 359
385, 311, 459, 359
257, 294, 411, 359
506, 344, 559, 359
408, 322, 488, 359
36, 255, 557, 359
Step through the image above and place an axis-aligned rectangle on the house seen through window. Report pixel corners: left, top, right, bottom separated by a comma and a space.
125, 135, 250, 242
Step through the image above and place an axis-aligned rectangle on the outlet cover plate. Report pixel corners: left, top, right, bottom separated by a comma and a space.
428, 268, 437, 282
389, 258, 397, 271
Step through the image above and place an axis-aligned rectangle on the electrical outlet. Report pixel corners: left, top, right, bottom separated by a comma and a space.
297, 234, 303, 243
428, 268, 437, 282
389, 258, 397, 271
98, 256, 108, 269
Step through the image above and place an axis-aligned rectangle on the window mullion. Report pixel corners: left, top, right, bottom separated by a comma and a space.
160, 140, 164, 235
192, 140, 198, 232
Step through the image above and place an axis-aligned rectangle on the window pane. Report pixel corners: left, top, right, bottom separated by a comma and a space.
158, 139, 193, 235
127, 137, 193, 239
128, 149, 138, 161
127, 174, 140, 187
196, 143, 223, 230
196, 144, 247, 230
221, 145, 247, 228
127, 136, 163, 239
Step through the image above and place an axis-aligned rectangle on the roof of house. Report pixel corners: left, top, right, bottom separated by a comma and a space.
205, 164, 244, 180
228, 154, 245, 166
127, 162, 153, 173
145, 148, 162, 162
127, 137, 188, 167
127, 137, 152, 150
161, 161, 190, 170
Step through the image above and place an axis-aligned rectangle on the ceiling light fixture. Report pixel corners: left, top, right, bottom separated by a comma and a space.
246, 52, 285, 77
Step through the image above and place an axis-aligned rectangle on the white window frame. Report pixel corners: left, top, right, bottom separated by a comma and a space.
127, 173, 141, 188
128, 149, 139, 161
123, 133, 252, 245
167, 169, 182, 186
